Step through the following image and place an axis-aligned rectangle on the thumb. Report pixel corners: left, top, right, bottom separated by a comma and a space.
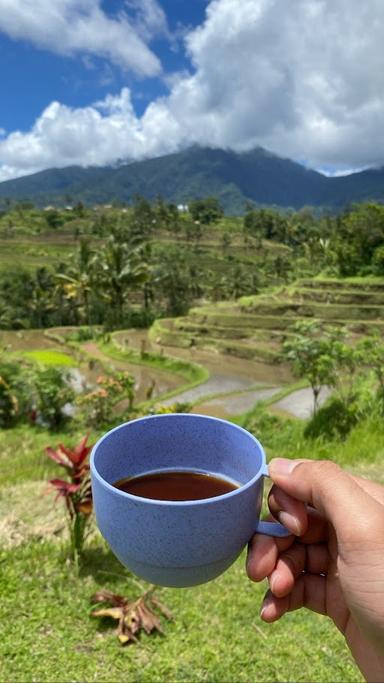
268, 458, 384, 544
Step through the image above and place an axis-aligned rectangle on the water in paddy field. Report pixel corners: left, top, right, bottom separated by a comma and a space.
113, 329, 292, 384
3, 328, 319, 419
112, 329, 292, 417
0, 329, 62, 351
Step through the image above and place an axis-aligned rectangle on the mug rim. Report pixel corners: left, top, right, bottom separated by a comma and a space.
90, 413, 268, 507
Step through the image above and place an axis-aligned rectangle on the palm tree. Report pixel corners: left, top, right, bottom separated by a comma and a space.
55, 240, 96, 326
27, 268, 56, 328
95, 233, 149, 326
0, 304, 23, 330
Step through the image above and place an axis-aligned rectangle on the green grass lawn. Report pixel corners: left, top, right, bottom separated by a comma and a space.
0, 538, 360, 683
0, 426, 100, 488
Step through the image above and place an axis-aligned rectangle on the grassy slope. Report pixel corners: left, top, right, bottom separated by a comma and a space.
241, 409, 384, 476
0, 215, 291, 306
0, 538, 359, 683
0, 238, 74, 272
0, 425, 96, 487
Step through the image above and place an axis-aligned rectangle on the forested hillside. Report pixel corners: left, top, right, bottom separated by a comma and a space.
1, 146, 384, 212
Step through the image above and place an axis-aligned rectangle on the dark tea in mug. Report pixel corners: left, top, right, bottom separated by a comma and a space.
113, 469, 239, 501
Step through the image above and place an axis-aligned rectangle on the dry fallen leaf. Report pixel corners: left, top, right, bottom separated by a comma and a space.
90, 587, 173, 645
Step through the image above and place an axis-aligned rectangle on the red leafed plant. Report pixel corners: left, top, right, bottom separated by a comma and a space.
90, 588, 173, 645
46, 434, 93, 558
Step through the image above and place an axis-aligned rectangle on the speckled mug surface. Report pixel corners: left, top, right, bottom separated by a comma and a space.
91, 413, 290, 587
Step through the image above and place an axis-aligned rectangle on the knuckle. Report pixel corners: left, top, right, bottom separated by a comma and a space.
312, 460, 343, 484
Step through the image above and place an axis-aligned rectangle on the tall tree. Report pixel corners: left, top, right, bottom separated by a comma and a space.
27, 268, 56, 328
55, 240, 96, 326
95, 232, 149, 326
189, 197, 223, 225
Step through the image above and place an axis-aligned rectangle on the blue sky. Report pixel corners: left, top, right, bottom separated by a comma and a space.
0, 0, 383, 181
0, 1, 207, 131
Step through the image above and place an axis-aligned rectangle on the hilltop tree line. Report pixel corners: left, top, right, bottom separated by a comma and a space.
1, 196, 384, 330
243, 201, 384, 276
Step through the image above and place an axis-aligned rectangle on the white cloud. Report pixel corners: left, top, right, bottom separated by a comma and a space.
124, 0, 169, 42
0, 0, 165, 75
165, 0, 384, 171
0, 88, 184, 180
2, 0, 384, 180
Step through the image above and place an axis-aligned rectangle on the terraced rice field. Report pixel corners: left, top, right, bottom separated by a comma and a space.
4, 277, 382, 421
150, 277, 384, 363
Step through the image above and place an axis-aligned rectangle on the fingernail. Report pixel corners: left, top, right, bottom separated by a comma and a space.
269, 571, 278, 595
269, 458, 301, 476
260, 594, 274, 619
277, 510, 300, 536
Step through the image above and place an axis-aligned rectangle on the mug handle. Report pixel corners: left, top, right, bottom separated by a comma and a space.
255, 464, 292, 538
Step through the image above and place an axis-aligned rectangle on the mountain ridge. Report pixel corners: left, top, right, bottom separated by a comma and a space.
0, 146, 383, 213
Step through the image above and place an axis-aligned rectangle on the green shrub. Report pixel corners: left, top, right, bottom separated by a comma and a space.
0, 376, 19, 427
0, 359, 32, 427
67, 326, 97, 342
244, 407, 282, 443
32, 366, 75, 430
304, 397, 358, 440
124, 308, 156, 329
372, 245, 384, 275
77, 372, 135, 429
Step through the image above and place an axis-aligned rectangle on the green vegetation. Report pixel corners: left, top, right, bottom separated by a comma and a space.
157, 274, 384, 364
3, 198, 384, 335
282, 321, 357, 415
106, 332, 208, 385
0, 424, 86, 486
2, 196, 384, 682
45, 435, 93, 558
0, 356, 76, 430
241, 402, 384, 476
23, 349, 76, 366
0, 200, 290, 331
0, 539, 360, 683
188, 196, 224, 224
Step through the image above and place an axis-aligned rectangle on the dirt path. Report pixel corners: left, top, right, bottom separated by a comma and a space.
0, 481, 66, 548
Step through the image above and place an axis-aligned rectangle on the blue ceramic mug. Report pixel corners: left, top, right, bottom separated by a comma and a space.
90, 413, 290, 587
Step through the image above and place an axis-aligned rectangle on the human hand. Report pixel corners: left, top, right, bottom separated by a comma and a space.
247, 459, 384, 682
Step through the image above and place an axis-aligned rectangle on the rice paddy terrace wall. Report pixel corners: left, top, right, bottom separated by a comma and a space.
150, 278, 384, 363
